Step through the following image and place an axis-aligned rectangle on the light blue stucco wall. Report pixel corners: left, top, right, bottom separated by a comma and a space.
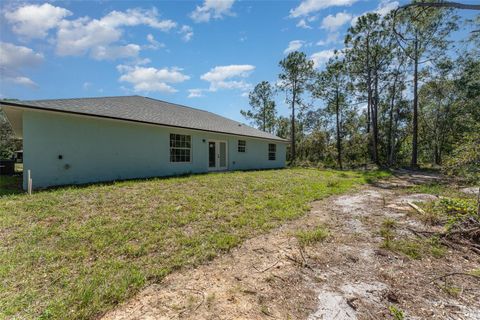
23, 110, 287, 189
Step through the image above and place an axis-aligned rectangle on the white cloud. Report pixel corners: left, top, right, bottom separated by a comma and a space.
296, 19, 312, 29
190, 0, 235, 23
11, 76, 38, 87
188, 88, 204, 98
351, 1, 399, 26
284, 40, 305, 54
90, 44, 141, 60
375, 0, 399, 16
117, 64, 190, 93
4, 4, 184, 61
0, 42, 43, 87
145, 34, 165, 50
179, 25, 194, 42
4, 3, 72, 38
290, 0, 358, 18
0, 42, 44, 69
200, 64, 255, 91
133, 57, 152, 66
310, 49, 338, 68
321, 12, 352, 31
99, 8, 177, 31
83, 82, 92, 90
316, 32, 340, 46
56, 8, 176, 58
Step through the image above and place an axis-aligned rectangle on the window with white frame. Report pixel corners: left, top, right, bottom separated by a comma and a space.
238, 140, 246, 152
268, 143, 276, 160
170, 134, 191, 162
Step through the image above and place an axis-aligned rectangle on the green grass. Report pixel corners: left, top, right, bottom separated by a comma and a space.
380, 218, 446, 260
295, 226, 329, 246
469, 268, 480, 277
388, 305, 405, 320
0, 168, 389, 319
406, 181, 474, 199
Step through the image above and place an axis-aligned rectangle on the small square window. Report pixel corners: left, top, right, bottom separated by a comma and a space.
238, 140, 246, 153
268, 144, 276, 161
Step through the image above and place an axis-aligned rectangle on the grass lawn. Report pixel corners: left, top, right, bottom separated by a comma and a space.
0, 168, 389, 319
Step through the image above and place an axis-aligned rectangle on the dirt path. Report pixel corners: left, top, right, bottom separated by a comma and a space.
102, 171, 480, 320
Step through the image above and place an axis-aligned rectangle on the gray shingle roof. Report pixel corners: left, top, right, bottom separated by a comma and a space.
3, 95, 287, 142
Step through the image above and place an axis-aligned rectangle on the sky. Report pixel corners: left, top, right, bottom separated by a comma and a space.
0, 0, 476, 123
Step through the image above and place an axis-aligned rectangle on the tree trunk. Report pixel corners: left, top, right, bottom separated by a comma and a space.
372, 69, 380, 165
411, 34, 419, 168
434, 144, 440, 165
365, 35, 374, 164
335, 89, 343, 169
477, 186, 480, 215
262, 101, 266, 132
291, 91, 296, 162
387, 74, 397, 166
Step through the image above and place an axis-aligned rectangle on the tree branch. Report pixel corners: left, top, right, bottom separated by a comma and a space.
399, 2, 480, 11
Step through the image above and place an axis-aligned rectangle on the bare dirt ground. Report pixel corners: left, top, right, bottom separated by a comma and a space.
102, 171, 480, 320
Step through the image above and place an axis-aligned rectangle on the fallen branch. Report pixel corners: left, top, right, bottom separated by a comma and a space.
299, 247, 308, 266
253, 259, 280, 273
444, 226, 480, 237
407, 227, 431, 238
272, 274, 286, 282
431, 272, 480, 283
406, 226, 480, 238
285, 253, 313, 270
407, 201, 426, 215
398, 2, 480, 11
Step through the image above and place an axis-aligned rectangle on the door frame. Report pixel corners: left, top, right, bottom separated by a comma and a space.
207, 139, 228, 171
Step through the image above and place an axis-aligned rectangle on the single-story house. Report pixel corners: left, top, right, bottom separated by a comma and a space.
1, 96, 287, 189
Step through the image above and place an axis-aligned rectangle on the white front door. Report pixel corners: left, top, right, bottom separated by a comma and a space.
208, 140, 228, 171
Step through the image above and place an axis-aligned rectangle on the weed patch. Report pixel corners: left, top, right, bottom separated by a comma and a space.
388, 305, 405, 320
379, 219, 446, 260
295, 226, 329, 246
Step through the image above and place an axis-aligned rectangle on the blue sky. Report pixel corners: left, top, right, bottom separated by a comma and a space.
0, 0, 475, 123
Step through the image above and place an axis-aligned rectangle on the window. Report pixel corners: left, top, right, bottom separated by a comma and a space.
170, 134, 191, 162
268, 144, 276, 161
238, 140, 246, 153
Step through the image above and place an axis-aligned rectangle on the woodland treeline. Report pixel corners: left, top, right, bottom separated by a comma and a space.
241, 4, 479, 180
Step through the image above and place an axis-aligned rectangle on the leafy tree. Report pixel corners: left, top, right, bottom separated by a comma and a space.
392, 2, 458, 167
241, 81, 276, 133
345, 13, 393, 165
0, 104, 22, 159
311, 54, 349, 169
275, 116, 290, 140
443, 125, 480, 214
418, 60, 456, 165
278, 51, 315, 161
